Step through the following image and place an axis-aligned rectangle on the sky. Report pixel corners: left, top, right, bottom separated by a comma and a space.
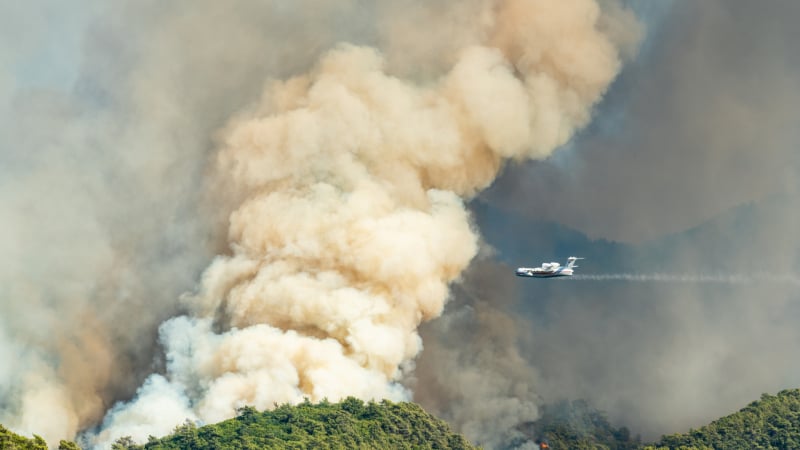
1, 1, 800, 449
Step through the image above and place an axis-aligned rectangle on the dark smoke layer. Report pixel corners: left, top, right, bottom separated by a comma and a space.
412, 1, 800, 445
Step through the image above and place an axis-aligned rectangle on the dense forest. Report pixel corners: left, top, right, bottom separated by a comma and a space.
520, 390, 800, 450
650, 389, 800, 450
115, 397, 477, 450
5, 390, 800, 449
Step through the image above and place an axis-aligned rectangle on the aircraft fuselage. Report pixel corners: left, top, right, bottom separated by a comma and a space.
515, 257, 583, 278
515, 267, 574, 278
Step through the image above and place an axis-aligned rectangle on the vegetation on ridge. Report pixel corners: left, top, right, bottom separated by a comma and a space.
516, 390, 800, 450
115, 397, 478, 450
649, 389, 800, 450
516, 399, 640, 450
7, 389, 800, 449
0, 424, 79, 450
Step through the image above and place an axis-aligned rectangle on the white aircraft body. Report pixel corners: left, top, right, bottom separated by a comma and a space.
515, 257, 584, 278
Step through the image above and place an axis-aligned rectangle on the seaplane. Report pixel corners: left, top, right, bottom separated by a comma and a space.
515, 257, 584, 278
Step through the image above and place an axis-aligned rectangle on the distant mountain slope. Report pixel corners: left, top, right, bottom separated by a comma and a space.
516, 399, 641, 450
651, 389, 800, 450
115, 397, 478, 450
7, 390, 800, 449
515, 391, 800, 450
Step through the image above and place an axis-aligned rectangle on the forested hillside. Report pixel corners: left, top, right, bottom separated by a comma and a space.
650, 389, 800, 450
516, 390, 800, 450
516, 399, 640, 450
5, 390, 800, 449
114, 397, 477, 450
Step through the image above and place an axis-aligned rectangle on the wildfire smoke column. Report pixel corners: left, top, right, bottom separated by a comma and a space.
95, 0, 639, 445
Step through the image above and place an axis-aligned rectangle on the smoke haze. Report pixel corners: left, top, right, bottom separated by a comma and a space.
1, 0, 638, 448
1, 0, 398, 443
95, 0, 636, 445
11, 1, 797, 449
570, 274, 800, 284
410, 0, 800, 446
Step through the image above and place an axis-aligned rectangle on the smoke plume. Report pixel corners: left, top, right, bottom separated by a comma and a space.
411, 0, 800, 445
1, 0, 389, 444
1, 1, 639, 447
90, 0, 637, 446
410, 255, 543, 449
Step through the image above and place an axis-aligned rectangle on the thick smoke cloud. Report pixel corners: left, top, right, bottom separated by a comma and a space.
1, 0, 379, 443
487, 0, 800, 242
95, 1, 636, 446
410, 255, 542, 448
1, 0, 637, 448
411, 0, 800, 444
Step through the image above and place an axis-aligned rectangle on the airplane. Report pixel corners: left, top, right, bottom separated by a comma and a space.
515, 257, 584, 278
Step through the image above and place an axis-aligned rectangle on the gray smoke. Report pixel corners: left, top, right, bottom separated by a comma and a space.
412, 0, 800, 445
409, 254, 542, 449
93, 0, 638, 446
0, 0, 380, 442
1, 1, 639, 447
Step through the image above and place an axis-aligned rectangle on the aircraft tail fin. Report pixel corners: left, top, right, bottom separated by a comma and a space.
566, 256, 584, 269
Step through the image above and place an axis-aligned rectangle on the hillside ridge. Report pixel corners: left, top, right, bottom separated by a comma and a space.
5, 390, 800, 449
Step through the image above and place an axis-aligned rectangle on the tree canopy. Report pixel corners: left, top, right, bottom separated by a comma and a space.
652, 389, 800, 450
115, 397, 478, 450
7, 389, 800, 449
0, 424, 78, 450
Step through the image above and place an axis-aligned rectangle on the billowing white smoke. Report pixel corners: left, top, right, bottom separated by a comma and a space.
86, 0, 638, 446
